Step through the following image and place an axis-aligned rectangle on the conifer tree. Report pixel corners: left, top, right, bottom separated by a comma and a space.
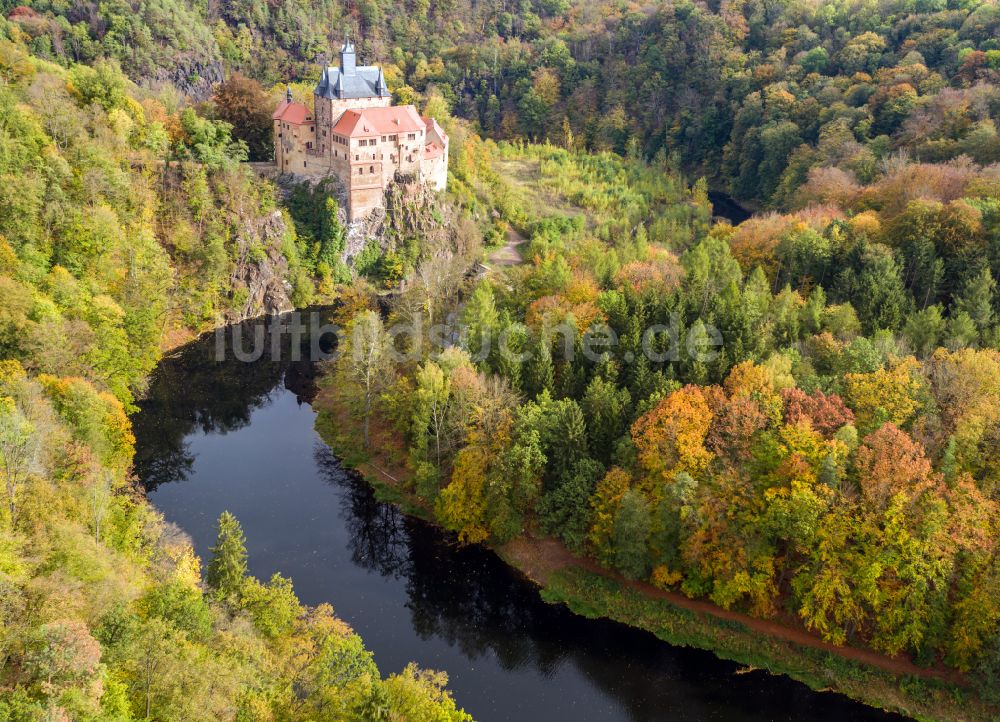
613, 490, 652, 580
953, 267, 995, 336
206, 512, 248, 600
528, 334, 554, 398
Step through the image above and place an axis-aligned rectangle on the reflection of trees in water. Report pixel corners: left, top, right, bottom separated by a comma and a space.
135, 312, 331, 491
313, 443, 410, 578
139, 313, 905, 722
404, 526, 569, 676
312, 441, 572, 675
313, 442, 906, 722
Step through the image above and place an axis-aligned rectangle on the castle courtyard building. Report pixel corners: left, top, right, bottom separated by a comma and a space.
272, 40, 448, 221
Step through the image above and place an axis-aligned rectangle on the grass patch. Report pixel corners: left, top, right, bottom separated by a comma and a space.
542, 567, 989, 722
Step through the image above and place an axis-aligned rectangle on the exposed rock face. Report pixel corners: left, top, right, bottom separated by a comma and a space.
151, 57, 225, 101
344, 206, 385, 263
344, 179, 452, 266
227, 210, 294, 322
271, 171, 455, 280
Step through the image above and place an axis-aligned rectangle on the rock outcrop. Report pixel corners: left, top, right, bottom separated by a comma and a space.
227, 210, 294, 322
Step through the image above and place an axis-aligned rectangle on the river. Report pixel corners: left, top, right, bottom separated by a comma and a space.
133, 316, 906, 722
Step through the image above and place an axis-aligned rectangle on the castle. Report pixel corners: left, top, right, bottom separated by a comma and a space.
272, 40, 448, 221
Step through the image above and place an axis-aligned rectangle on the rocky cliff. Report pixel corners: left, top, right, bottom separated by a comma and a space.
227, 209, 294, 321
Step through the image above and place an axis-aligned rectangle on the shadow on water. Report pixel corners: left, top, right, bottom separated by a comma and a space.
133, 313, 909, 722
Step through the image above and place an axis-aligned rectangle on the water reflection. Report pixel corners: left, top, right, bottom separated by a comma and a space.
135, 313, 908, 722
135, 312, 327, 489
315, 445, 410, 578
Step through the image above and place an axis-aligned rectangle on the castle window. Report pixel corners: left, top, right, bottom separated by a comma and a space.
381, 136, 386, 142
303, 161, 307, 168
355, 155, 359, 161
370, 166, 374, 173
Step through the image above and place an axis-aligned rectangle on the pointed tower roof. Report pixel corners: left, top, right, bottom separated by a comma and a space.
340, 36, 357, 76
313, 41, 392, 100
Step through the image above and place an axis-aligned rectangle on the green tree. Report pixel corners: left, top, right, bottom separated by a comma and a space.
527, 334, 554, 398
903, 305, 946, 357
953, 267, 995, 337
538, 458, 604, 552
463, 282, 499, 367
412, 361, 452, 476
612, 490, 652, 580
853, 244, 910, 333
582, 376, 631, 463
205, 511, 248, 600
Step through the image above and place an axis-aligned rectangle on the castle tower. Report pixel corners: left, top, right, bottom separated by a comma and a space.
276, 39, 448, 221
313, 37, 392, 155
340, 39, 356, 76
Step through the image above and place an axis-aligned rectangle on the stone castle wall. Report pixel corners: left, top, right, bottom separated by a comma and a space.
276, 96, 445, 221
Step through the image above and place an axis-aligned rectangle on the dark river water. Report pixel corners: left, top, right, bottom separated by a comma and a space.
133, 315, 906, 722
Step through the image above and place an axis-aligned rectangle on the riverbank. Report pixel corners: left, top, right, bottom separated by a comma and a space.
312, 375, 996, 722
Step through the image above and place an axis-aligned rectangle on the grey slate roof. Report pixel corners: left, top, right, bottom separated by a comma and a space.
315, 64, 390, 100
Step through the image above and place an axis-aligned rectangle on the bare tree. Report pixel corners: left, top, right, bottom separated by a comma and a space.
343, 311, 394, 447
394, 250, 465, 333
0, 400, 35, 526
91, 470, 112, 543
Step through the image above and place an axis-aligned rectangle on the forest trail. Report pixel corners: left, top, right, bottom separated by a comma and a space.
500, 535, 966, 685
486, 226, 528, 267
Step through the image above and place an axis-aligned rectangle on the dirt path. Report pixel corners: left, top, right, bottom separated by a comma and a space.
501, 535, 966, 684
486, 226, 527, 268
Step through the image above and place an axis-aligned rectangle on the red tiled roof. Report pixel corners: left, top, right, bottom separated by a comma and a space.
272, 101, 311, 124
331, 105, 425, 137
422, 116, 448, 141
423, 143, 444, 160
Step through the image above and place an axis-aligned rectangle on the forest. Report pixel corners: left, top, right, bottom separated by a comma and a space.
325, 133, 1000, 717
0, 18, 472, 722
4, 0, 1000, 207
1, 0, 999, 719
